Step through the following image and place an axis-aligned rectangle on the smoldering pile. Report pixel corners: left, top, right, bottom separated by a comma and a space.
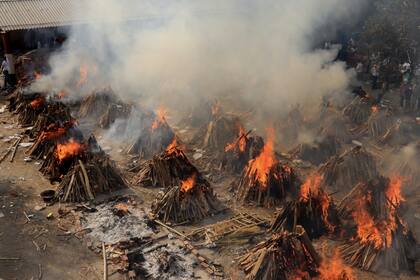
77, 87, 132, 129
271, 173, 340, 239
338, 176, 417, 274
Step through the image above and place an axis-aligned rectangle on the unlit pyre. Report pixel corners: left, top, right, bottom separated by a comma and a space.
343, 96, 373, 126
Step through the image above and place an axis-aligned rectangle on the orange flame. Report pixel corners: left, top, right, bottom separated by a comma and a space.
55, 138, 84, 163
318, 249, 355, 280
151, 106, 168, 131
41, 127, 67, 141
77, 64, 88, 87
34, 71, 41, 81
180, 174, 196, 193
386, 175, 404, 207
166, 138, 178, 152
371, 105, 379, 114
30, 97, 45, 109
246, 128, 275, 188
225, 125, 247, 152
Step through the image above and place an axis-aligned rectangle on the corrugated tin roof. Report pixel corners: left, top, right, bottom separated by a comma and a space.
0, 0, 86, 31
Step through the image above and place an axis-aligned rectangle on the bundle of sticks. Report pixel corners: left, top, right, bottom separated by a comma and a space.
319, 146, 379, 192
337, 176, 417, 274
15, 94, 46, 127
132, 146, 199, 189
151, 175, 222, 224
222, 130, 264, 174
238, 226, 320, 280
343, 96, 372, 125
236, 162, 299, 207
271, 177, 339, 239
55, 155, 127, 202
367, 109, 399, 143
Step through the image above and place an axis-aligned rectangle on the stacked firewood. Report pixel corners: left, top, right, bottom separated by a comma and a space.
238, 226, 320, 280
319, 146, 379, 192
236, 162, 299, 207
343, 96, 372, 125
132, 145, 199, 189
13, 91, 46, 127
289, 135, 341, 166
367, 109, 398, 143
271, 174, 340, 239
78, 88, 131, 128
222, 130, 264, 174
151, 173, 222, 224
338, 176, 417, 274
29, 102, 73, 137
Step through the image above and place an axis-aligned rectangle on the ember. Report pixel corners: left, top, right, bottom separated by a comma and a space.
180, 173, 196, 193
30, 97, 45, 109
317, 249, 355, 280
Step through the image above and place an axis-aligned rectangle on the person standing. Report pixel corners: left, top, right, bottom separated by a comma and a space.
1, 56, 10, 89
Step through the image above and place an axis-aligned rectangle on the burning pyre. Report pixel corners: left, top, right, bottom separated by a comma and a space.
222, 126, 264, 173
338, 176, 417, 274
132, 139, 200, 189
271, 173, 340, 239
238, 226, 319, 280
151, 173, 223, 224
125, 106, 175, 157
236, 129, 299, 207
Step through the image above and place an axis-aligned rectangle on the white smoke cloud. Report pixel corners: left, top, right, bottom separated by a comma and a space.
33, 0, 367, 115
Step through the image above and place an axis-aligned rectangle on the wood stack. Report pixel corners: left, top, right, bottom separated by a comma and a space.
289, 135, 341, 166
236, 162, 299, 207
338, 176, 417, 274
200, 114, 241, 153
151, 173, 222, 224
367, 109, 398, 143
238, 226, 320, 280
132, 146, 198, 189
271, 174, 340, 239
343, 96, 372, 126
29, 101, 73, 137
78, 88, 132, 128
319, 146, 379, 192
15, 94, 46, 126
222, 130, 264, 174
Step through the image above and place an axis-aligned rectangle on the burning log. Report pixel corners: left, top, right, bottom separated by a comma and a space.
29, 102, 73, 137
151, 173, 223, 224
221, 127, 264, 174
78, 88, 131, 128
238, 226, 319, 280
125, 107, 175, 157
319, 146, 379, 192
236, 129, 300, 207
343, 96, 372, 125
271, 173, 340, 239
338, 176, 417, 274
132, 141, 201, 189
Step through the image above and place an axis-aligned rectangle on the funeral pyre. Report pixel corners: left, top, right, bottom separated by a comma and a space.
338, 176, 417, 274
271, 173, 340, 239
151, 172, 223, 224
236, 129, 300, 207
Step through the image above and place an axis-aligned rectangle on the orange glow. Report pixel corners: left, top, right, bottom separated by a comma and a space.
166, 138, 178, 152
245, 128, 275, 188
34, 71, 41, 81
151, 106, 168, 131
371, 105, 379, 114
77, 64, 88, 87
41, 127, 67, 141
180, 174, 196, 193
318, 249, 355, 280
30, 97, 45, 109
225, 125, 247, 152
386, 175, 404, 207
55, 138, 84, 163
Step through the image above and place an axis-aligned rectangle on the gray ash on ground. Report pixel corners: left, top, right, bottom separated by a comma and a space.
81, 200, 154, 244
142, 242, 195, 280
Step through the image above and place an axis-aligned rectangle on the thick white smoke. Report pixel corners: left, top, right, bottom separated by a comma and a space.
33, 0, 366, 116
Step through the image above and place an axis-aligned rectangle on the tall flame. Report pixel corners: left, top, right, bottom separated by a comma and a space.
55, 138, 84, 163
318, 249, 355, 280
151, 106, 168, 131
246, 128, 275, 188
180, 174, 196, 193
